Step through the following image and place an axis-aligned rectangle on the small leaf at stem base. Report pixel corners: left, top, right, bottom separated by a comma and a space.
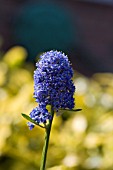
21, 113, 45, 128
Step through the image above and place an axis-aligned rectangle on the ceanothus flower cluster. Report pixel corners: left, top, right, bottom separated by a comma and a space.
28, 50, 75, 130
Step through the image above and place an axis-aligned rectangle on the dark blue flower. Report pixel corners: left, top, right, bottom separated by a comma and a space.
28, 50, 75, 129
34, 50, 75, 110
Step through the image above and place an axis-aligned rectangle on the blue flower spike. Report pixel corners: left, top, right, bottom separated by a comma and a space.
27, 50, 76, 129
21, 50, 79, 129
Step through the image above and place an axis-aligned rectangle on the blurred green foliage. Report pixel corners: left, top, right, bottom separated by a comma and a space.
0, 46, 113, 170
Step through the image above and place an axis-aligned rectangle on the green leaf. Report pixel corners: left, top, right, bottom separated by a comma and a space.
21, 113, 37, 125
21, 113, 45, 128
59, 109, 82, 112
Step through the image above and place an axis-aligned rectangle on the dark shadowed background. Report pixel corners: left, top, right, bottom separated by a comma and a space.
0, 0, 113, 76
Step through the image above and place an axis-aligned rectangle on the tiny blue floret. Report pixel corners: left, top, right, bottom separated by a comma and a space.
27, 122, 35, 130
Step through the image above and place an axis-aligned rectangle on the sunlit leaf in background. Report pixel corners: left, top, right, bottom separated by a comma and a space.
3, 46, 27, 67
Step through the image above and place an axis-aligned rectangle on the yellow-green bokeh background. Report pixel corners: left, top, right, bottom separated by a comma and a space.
0, 46, 113, 170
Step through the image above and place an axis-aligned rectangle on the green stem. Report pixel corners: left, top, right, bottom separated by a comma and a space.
40, 107, 54, 170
